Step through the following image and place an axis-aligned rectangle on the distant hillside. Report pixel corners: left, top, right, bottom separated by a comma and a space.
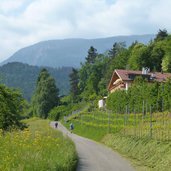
0, 62, 72, 100
1, 35, 154, 68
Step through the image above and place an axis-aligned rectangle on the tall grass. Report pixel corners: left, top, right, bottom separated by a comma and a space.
0, 118, 77, 171
66, 110, 171, 141
102, 134, 171, 171
63, 119, 106, 141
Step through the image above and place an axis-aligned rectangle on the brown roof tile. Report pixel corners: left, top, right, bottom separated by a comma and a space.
115, 69, 171, 82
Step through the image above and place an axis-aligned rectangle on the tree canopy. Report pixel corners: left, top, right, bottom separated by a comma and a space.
85, 46, 98, 64
32, 69, 59, 118
69, 68, 80, 102
0, 84, 25, 131
155, 29, 168, 41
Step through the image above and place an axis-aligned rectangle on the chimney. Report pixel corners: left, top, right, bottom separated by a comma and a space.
142, 67, 150, 75
142, 67, 145, 74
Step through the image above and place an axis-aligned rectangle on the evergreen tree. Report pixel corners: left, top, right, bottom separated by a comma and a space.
85, 46, 98, 64
69, 68, 80, 102
108, 42, 126, 58
32, 69, 59, 118
155, 29, 168, 41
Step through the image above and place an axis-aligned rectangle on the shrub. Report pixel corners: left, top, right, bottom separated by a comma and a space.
48, 105, 69, 121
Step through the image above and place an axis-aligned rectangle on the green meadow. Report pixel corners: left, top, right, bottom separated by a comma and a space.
0, 118, 77, 171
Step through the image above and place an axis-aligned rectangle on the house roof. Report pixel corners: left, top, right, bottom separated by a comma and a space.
108, 69, 171, 91
115, 69, 171, 82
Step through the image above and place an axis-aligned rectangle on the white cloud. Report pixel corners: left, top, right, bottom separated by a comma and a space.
0, 0, 24, 14
148, 0, 171, 28
0, 0, 171, 61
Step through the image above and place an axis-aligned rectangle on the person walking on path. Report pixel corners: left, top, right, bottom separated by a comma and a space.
70, 123, 74, 133
55, 122, 58, 128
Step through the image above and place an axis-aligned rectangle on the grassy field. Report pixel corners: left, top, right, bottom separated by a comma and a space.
102, 134, 171, 171
63, 119, 106, 141
66, 110, 171, 141
63, 110, 171, 171
0, 118, 77, 171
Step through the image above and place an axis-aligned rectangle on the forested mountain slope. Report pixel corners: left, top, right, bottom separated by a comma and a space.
0, 62, 72, 100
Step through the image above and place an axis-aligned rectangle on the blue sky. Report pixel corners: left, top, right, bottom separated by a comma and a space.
0, 0, 171, 62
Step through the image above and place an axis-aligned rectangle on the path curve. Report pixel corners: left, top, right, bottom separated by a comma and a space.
51, 122, 134, 171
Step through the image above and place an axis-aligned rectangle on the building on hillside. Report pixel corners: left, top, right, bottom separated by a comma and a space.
98, 96, 107, 109
108, 68, 171, 93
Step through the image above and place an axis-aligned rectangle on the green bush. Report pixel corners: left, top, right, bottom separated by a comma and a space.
48, 105, 69, 121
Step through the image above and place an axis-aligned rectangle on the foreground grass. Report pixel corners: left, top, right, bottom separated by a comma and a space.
0, 118, 77, 171
102, 134, 171, 171
64, 110, 171, 171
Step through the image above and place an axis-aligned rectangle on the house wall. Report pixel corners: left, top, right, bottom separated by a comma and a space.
110, 82, 125, 93
108, 73, 120, 91
110, 81, 132, 93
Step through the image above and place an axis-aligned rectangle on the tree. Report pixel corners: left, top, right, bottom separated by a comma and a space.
69, 68, 80, 102
162, 54, 171, 72
78, 63, 91, 92
32, 69, 59, 118
48, 106, 67, 121
0, 84, 25, 131
108, 42, 126, 58
155, 29, 168, 41
85, 46, 98, 64
148, 41, 165, 71
128, 43, 149, 70
161, 36, 171, 72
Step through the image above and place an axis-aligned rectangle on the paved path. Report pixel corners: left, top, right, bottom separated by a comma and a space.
51, 122, 135, 171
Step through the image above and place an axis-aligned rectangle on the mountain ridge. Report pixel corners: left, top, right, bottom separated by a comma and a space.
1, 34, 155, 68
